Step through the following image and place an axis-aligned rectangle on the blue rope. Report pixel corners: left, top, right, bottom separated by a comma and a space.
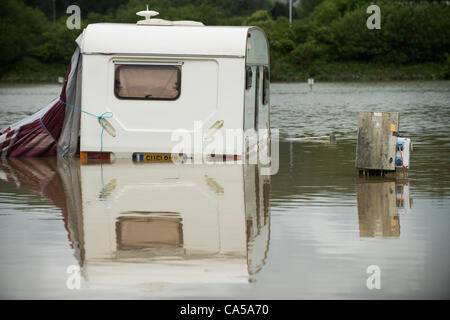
58, 98, 98, 118
39, 98, 114, 159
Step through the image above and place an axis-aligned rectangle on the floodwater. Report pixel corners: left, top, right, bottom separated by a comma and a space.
0, 81, 449, 299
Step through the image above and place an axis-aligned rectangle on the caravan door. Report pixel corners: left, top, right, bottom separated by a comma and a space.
244, 64, 270, 160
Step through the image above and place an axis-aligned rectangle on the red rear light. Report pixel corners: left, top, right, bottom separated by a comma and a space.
80, 152, 111, 164
209, 154, 242, 162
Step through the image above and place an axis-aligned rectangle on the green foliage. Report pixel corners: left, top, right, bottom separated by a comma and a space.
441, 54, 450, 79
308, 0, 341, 24
164, 3, 223, 25
112, 0, 272, 22
245, 10, 273, 26
271, 2, 299, 20
210, 0, 273, 17
324, 2, 450, 64
298, 0, 325, 18
289, 40, 328, 65
0, 0, 48, 66
30, 18, 82, 64
1, 0, 450, 82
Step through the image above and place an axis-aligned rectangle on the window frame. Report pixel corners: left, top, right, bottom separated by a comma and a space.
113, 62, 182, 101
245, 66, 253, 90
262, 66, 269, 106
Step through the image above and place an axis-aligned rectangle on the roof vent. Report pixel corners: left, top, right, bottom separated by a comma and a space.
136, 5, 204, 26
136, 5, 159, 22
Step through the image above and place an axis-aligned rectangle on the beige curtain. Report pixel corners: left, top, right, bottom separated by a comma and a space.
117, 217, 183, 249
115, 65, 180, 100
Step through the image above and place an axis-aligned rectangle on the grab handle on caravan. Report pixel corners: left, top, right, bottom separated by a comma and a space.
98, 117, 116, 137
204, 120, 224, 140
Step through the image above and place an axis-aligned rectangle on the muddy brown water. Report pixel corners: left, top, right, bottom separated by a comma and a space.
0, 81, 449, 299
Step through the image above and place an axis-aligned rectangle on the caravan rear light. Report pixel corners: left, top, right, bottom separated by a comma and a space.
80, 152, 112, 164
208, 154, 242, 162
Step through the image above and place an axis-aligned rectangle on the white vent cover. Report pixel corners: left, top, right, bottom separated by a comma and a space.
136, 6, 204, 26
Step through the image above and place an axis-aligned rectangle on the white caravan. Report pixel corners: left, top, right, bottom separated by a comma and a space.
79, 12, 270, 161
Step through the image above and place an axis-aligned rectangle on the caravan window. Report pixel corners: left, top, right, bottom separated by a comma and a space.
114, 64, 181, 100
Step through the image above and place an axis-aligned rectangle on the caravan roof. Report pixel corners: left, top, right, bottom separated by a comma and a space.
82, 23, 262, 58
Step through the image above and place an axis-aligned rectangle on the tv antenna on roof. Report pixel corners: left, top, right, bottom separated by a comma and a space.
136, 5, 159, 21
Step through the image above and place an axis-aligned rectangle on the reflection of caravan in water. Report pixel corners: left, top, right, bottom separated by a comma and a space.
79, 10, 271, 160
0, 159, 271, 286
78, 163, 270, 285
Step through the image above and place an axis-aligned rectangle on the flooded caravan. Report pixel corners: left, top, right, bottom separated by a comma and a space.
79, 10, 271, 161
0, 9, 271, 163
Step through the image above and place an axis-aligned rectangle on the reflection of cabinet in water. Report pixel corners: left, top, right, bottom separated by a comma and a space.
356, 179, 400, 237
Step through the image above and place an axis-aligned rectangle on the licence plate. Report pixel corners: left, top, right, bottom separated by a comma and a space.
133, 153, 182, 163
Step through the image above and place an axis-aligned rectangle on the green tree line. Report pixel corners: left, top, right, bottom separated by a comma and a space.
1, 0, 449, 81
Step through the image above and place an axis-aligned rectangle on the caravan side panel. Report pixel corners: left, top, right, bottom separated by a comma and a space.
81, 55, 245, 157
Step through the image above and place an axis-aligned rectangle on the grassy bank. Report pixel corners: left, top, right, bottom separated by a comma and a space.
0, 57, 67, 83
271, 61, 448, 82
1, 60, 447, 84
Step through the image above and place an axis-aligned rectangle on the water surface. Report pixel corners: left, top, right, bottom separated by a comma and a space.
0, 81, 449, 299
